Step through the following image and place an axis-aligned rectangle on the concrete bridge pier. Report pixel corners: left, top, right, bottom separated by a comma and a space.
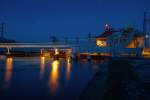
40, 48, 44, 57
6, 47, 11, 57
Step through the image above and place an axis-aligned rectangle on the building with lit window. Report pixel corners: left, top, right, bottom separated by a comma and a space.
95, 24, 148, 56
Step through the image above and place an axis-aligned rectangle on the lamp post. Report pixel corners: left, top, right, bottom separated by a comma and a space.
143, 12, 150, 48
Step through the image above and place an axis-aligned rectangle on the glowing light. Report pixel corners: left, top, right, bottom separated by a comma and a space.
97, 40, 107, 47
105, 24, 110, 31
40, 48, 44, 54
105, 24, 108, 27
142, 49, 150, 57
145, 34, 149, 38
49, 60, 59, 94
55, 49, 59, 55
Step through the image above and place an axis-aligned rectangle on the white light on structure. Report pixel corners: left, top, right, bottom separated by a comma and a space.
105, 24, 110, 31
55, 49, 59, 55
97, 40, 107, 47
145, 34, 149, 38
105, 24, 108, 27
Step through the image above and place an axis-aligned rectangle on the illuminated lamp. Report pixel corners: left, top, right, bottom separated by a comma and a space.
145, 34, 149, 38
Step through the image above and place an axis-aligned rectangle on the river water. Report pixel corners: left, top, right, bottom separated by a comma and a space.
0, 57, 104, 100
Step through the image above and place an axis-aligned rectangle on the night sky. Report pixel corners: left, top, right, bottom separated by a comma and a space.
0, 0, 150, 42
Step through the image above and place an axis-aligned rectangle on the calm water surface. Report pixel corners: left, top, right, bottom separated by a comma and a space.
0, 57, 103, 100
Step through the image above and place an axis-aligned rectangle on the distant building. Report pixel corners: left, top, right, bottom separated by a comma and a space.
94, 24, 150, 57
96, 24, 145, 49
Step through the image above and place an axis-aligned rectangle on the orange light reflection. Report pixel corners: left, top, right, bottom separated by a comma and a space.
49, 60, 59, 95
66, 59, 71, 80
40, 57, 45, 79
4, 57, 13, 87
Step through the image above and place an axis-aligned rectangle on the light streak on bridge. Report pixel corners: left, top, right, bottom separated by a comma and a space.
0, 43, 79, 56
0, 43, 74, 48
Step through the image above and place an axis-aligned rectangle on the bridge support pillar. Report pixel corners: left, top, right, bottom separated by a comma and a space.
40, 48, 44, 57
7, 47, 10, 54
40, 49, 43, 54
6, 47, 11, 57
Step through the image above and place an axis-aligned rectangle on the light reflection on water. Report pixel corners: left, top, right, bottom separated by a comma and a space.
40, 57, 45, 79
0, 57, 103, 99
66, 58, 71, 80
4, 57, 13, 88
49, 60, 59, 95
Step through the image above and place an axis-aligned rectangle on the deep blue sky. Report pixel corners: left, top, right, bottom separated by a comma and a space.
0, 0, 150, 42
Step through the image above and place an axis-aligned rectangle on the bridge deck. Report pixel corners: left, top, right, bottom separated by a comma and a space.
0, 43, 74, 48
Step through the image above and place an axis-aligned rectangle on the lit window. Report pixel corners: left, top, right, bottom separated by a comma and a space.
97, 40, 107, 47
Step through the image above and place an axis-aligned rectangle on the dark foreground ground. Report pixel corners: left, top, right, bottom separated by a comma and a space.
79, 58, 150, 100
